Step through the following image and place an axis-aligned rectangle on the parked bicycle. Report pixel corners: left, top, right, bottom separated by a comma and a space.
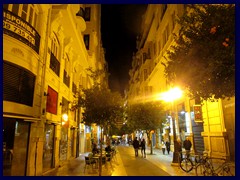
195, 155, 235, 176
178, 151, 208, 174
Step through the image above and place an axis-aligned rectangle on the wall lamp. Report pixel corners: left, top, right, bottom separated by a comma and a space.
44, 92, 49, 96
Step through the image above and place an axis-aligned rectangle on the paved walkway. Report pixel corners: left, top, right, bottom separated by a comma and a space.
43, 145, 196, 176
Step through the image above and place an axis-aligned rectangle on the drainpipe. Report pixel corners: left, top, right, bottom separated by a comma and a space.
37, 7, 52, 176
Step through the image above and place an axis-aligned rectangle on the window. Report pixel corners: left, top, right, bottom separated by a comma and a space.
3, 61, 36, 106
84, 34, 90, 50
63, 54, 70, 87
160, 4, 168, 21
144, 69, 148, 81
12, 4, 20, 15
21, 4, 28, 20
50, 34, 60, 76
3, 4, 9, 10
5, 4, 38, 27
61, 97, 69, 115
84, 7, 91, 21
72, 82, 77, 94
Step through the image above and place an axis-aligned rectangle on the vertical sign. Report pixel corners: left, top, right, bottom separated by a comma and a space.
46, 86, 58, 115
193, 105, 203, 122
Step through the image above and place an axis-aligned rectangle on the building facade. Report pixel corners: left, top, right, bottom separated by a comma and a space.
3, 4, 107, 176
127, 4, 235, 160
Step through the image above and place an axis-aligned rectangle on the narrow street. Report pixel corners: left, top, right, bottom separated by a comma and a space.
117, 145, 170, 176
43, 144, 195, 176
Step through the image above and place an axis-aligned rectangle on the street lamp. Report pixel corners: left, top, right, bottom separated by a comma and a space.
158, 87, 183, 165
62, 113, 68, 125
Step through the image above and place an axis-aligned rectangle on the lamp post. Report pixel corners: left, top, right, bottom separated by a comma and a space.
158, 87, 183, 165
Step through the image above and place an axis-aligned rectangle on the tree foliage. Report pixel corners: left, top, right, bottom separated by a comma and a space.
165, 4, 235, 101
127, 101, 166, 139
80, 86, 124, 130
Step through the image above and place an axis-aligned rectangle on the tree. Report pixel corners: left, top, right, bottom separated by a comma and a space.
80, 86, 123, 127
79, 85, 123, 176
127, 101, 166, 154
165, 4, 235, 101
76, 65, 123, 175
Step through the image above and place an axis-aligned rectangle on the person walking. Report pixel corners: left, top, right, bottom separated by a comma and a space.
161, 141, 166, 155
183, 137, 192, 158
175, 138, 182, 161
132, 137, 139, 157
140, 138, 146, 158
165, 139, 170, 155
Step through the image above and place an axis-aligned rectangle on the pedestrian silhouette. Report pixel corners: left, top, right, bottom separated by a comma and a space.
140, 138, 146, 158
176, 138, 182, 160
132, 137, 139, 157
183, 137, 192, 158
165, 140, 170, 155
161, 141, 166, 155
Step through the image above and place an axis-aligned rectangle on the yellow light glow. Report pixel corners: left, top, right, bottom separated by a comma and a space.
157, 87, 183, 102
62, 113, 68, 121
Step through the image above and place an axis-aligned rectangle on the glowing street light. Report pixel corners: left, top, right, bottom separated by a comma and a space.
62, 113, 68, 121
158, 87, 183, 165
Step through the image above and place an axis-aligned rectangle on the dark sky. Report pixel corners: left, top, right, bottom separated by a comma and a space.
101, 4, 147, 95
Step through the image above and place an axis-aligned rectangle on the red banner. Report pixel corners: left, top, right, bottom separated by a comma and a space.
46, 86, 58, 114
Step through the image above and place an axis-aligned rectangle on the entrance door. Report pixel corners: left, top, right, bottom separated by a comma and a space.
3, 118, 30, 176
42, 124, 55, 172
192, 120, 204, 153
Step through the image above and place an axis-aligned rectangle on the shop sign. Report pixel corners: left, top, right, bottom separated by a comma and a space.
193, 105, 203, 122
3, 9, 40, 53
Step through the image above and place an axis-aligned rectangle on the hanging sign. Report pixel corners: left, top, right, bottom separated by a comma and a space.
193, 105, 203, 122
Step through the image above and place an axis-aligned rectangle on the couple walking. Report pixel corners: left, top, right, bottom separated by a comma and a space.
132, 137, 146, 158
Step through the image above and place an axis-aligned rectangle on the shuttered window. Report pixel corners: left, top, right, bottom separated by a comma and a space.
3, 61, 35, 106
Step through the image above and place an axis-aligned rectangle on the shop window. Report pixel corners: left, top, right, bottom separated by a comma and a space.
178, 103, 187, 133
42, 124, 55, 172
3, 118, 30, 176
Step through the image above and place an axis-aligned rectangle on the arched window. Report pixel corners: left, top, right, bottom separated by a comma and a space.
50, 33, 60, 76
63, 54, 70, 87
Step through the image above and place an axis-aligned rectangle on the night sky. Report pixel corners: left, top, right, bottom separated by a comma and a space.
101, 4, 148, 95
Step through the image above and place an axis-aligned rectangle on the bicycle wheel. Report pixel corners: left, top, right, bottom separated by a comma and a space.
180, 158, 193, 172
221, 163, 235, 176
195, 163, 205, 176
195, 161, 213, 176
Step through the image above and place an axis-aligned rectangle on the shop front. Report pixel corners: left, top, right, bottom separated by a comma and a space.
3, 117, 30, 176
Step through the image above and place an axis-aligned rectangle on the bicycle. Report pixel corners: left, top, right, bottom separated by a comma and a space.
178, 151, 208, 175
195, 155, 235, 176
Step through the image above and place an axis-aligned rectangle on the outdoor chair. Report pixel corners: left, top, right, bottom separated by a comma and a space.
84, 156, 96, 173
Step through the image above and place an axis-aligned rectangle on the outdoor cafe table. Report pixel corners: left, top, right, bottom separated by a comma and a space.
92, 153, 106, 168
